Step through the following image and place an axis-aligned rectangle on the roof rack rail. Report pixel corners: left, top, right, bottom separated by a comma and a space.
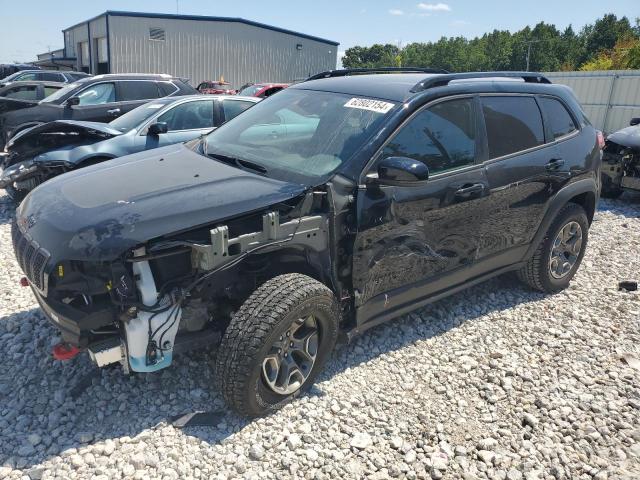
410, 71, 551, 92
306, 67, 449, 82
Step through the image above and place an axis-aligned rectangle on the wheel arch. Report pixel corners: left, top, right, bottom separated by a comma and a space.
525, 178, 597, 261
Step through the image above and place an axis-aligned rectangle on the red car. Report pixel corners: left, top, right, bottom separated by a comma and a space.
197, 81, 237, 95
237, 83, 289, 98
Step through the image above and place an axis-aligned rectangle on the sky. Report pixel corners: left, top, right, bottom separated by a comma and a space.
0, 0, 638, 64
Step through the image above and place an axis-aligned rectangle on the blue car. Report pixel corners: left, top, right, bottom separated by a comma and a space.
0, 94, 259, 199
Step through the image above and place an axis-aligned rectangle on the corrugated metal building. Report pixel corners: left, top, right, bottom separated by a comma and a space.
59, 11, 339, 87
545, 70, 640, 134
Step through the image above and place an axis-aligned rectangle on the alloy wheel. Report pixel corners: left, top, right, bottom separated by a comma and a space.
262, 315, 319, 395
549, 221, 583, 279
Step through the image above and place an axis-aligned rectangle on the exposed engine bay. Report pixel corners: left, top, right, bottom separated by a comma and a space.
21, 185, 346, 374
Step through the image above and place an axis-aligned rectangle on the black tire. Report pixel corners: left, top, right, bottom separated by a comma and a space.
517, 202, 589, 293
601, 186, 624, 199
215, 273, 339, 416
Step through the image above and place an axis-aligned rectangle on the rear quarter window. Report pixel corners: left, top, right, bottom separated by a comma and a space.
539, 97, 578, 139
481, 96, 544, 159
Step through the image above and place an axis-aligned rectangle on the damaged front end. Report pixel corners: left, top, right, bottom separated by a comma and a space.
1, 120, 120, 196
13, 166, 333, 374
603, 125, 640, 194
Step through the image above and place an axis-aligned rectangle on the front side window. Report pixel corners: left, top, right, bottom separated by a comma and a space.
109, 99, 172, 132
481, 96, 544, 159
204, 89, 395, 184
381, 98, 476, 175
539, 97, 577, 140
15, 72, 37, 82
157, 100, 214, 131
77, 82, 115, 105
221, 99, 255, 122
118, 81, 160, 101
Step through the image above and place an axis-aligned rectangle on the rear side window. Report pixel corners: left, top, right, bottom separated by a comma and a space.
481, 96, 544, 159
158, 82, 178, 97
118, 81, 160, 101
222, 99, 255, 122
39, 72, 64, 82
539, 97, 577, 140
382, 97, 476, 175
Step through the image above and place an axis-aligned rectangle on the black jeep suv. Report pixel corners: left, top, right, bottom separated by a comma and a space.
0, 74, 197, 148
11, 69, 601, 415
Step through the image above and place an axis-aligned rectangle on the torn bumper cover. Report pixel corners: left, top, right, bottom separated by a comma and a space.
32, 289, 116, 347
0, 160, 38, 188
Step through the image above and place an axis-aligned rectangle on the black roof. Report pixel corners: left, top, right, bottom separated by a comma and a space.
65, 11, 339, 47
293, 74, 440, 102
294, 72, 553, 102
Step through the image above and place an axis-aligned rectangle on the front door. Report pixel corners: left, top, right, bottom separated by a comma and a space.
65, 82, 118, 123
352, 96, 490, 324
135, 99, 216, 151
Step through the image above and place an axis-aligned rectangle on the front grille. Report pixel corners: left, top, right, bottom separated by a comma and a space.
11, 221, 50, 294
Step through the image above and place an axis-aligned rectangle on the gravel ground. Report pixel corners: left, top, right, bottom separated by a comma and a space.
0, 189, 639, 480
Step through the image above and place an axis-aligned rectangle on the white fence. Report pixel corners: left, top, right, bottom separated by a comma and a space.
544, 70, 640, 134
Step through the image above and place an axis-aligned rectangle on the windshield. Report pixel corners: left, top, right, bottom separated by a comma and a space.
109, 100, 170, 132
39, 82, 79, 103
204, 89, 396, 184
238, 85, 264, 96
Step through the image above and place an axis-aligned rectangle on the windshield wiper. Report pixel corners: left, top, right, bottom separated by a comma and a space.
207, 152, 267, 174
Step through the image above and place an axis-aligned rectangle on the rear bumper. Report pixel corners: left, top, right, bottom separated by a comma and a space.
32, 288, 116, 347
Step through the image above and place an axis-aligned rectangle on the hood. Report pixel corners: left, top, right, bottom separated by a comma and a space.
17, 143, 306, 263
4, 120, 122, 168
607, 125, 640, 150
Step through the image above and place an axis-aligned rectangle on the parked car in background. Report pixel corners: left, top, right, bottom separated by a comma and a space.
0, 64, 40, 80
197, 80, 237, 95
237, 82, 289, 98
0, 70, 89, 87
0, 74, 198, 149
0, 81, 65, 115
601, 117, 640, 198
0, 95, 259, 199
11, 69, 601, 416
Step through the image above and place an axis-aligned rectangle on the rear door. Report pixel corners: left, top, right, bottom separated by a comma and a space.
114, 80, 163, 118
480, 94, 565, 264
353, 96, 491, 323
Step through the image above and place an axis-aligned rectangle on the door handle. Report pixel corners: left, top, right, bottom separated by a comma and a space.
454, 183, 485, 199
546, 158, 565, 171
107, 108, 121, 116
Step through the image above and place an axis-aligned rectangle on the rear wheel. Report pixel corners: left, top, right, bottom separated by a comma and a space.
215, 274, 339, 416
518, 203, 589, 293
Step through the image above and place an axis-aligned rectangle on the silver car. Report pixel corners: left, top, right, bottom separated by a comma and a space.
0, 94, 260, 199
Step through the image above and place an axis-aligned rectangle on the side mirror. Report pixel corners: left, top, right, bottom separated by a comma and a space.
630, 117, 640, 126
66, 96, 80, 107
148, 122, 168, 135
373, 156, 429, 185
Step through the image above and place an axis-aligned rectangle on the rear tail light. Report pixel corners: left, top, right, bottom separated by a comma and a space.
596, 130, 605, 149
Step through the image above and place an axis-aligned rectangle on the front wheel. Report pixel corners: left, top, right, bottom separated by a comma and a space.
518, 203, 589, 293
214, 274, 339, 416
